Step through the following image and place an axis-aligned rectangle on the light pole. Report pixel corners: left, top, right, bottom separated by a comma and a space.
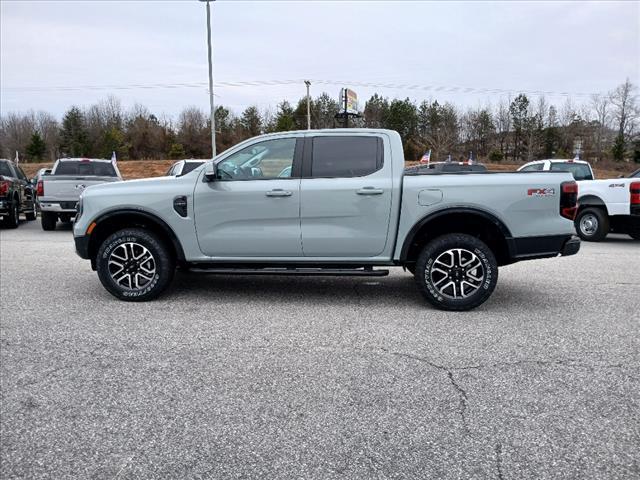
304, 80, 311, 130
200, 0, 216, 157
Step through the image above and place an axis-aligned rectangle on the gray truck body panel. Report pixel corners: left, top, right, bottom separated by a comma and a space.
74, 129, 576, 264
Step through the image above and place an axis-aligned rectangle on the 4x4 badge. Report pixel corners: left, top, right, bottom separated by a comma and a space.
527, 188, 555, 197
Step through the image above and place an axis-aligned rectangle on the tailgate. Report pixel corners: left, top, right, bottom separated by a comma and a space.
42, 176, 119, 200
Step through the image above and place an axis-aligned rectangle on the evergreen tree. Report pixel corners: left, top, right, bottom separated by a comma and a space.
59, 106, 89, 157
274, 101, 296, 132
240, 106, 262, 137
509, 94, 530, 161
26, 131, 46, 161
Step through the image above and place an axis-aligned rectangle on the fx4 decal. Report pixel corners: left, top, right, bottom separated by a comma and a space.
527, 188, 555, 197
608, 183, 625, 188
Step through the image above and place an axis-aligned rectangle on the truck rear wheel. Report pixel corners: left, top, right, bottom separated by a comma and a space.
41, 212, 57, 231
96, 228, 175, 302
575, 208, 609, 242
4, 200, 19, 229
414, 233, 498, 311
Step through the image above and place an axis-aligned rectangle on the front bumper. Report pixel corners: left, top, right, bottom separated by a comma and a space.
74, 235, 90, 259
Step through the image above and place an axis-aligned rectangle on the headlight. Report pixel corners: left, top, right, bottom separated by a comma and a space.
75, 195, 83, 220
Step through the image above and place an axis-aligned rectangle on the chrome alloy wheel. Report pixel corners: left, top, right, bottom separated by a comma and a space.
579, 213, 598, 237
429, 248, 485, 299
108, 242, 156, 290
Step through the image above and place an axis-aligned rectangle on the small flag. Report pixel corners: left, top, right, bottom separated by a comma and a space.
468, 151, 475, 165
15, 151, 19, 164
111, 151, 117, 164
419, 149, 431, 165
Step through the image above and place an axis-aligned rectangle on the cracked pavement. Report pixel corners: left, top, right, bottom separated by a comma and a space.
1, 221, 639, 479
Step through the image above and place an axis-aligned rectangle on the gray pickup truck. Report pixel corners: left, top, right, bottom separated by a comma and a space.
38, 158, 122, 230
74, 129, 580, 310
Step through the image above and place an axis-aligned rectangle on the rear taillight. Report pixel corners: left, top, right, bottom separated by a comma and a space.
36, 180, 44, 196
560, 181, 578, 220
0, 180, 9, 196
631, 182, 640, 206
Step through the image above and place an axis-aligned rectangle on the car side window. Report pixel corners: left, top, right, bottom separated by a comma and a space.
310, 136, 381, 178
521, 163, 543, 172
217, 138, 297, 181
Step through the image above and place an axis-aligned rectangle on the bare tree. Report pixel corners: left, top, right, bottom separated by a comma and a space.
590, 94, 609, 162
609, 79, 638, 160
494, 98, 511, 159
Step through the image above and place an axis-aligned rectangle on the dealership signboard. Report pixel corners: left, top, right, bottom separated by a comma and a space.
339, 88, 359, 115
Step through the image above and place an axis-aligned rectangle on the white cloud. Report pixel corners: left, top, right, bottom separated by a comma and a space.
1, 0, 638, 118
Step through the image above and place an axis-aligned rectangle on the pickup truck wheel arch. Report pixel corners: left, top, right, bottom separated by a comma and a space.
577, 195, 608, 214
88, 210, 186, 267
400, 208, 513, 267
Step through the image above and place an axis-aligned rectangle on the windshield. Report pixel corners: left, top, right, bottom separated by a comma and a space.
550, 162, 593, 181
0, 162, 13, 177
54, 161, 118, 177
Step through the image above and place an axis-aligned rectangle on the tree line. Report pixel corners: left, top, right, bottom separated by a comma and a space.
1, 79, 637, 164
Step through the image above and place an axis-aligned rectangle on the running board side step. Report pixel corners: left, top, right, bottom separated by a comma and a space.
188, 267, 389, 277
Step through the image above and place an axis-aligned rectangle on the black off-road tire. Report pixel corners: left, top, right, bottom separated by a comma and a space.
41, 212, 57, 231
96, 228, 175, 302
4, 200, 19, 229
575, 208, 609, 242
629, 230, 640, 241
25, 201, 37, 221
414, 233, 498, 311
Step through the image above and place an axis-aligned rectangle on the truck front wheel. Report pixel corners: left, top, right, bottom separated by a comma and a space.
414, 234, 498, 311
96, 228, 175, 302
575, 208, 609, 242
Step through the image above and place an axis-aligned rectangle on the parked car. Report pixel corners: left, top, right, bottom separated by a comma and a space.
32, 168, 52, 184
38, 158, 122, 231
0, 159, 37, 228
166, 159, 207, 176
73, 130, 580, 310
519, 159, 639, 241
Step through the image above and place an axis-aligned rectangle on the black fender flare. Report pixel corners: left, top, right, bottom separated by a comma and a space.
400, 206, 514, 261
90, 208, 186, 262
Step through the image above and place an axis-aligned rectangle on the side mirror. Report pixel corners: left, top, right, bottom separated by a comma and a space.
204, 162, 217, 182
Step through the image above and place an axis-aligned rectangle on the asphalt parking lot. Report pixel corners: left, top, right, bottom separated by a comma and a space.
1, 220, 639, 479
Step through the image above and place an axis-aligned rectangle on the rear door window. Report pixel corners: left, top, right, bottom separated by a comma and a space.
0, 162, 14, 177
55, 161, 118, 177
310, 136, 381, 178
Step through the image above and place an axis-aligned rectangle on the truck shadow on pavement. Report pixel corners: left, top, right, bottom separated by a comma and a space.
163, 270, 539, 310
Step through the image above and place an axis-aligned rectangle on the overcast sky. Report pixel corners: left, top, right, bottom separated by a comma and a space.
1, 0, 638, 119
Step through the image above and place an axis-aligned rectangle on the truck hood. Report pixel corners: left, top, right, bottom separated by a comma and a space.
82, 175, 178, 196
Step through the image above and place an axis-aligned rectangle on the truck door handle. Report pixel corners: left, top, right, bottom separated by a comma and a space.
356, 187, 384, 195
266, 189, 292, 197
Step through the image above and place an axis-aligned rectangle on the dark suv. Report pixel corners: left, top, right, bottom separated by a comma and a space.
0, 159, 37, 228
